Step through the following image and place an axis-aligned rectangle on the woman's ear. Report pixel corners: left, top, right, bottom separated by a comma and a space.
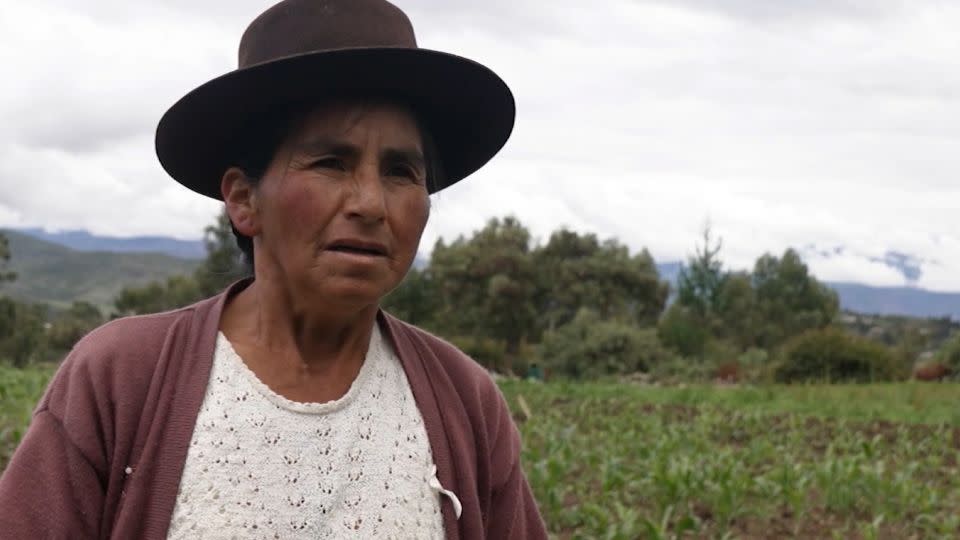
221, 167, 260, 237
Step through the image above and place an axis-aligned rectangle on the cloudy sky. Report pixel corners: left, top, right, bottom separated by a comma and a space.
1, 0, 958, 291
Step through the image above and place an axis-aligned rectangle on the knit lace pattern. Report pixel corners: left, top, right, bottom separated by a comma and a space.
166, 323, 446, 539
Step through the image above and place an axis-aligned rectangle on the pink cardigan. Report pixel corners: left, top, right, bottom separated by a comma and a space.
0, 280, 547, 539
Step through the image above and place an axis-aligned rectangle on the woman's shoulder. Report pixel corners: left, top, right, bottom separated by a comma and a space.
40, 299, 218, 415
72, 304, 203, 365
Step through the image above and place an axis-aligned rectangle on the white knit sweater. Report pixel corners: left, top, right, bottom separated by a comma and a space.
166, 323, 451, 539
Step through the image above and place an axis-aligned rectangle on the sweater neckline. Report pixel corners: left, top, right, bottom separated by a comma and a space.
165, 277, 459, 539
214, 324, 382, 415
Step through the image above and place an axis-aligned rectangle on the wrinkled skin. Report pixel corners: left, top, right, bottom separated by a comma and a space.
218, 100, 431, 403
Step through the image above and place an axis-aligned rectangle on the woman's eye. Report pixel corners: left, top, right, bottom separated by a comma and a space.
312, 157, 345, 170
387, 166, 419, 182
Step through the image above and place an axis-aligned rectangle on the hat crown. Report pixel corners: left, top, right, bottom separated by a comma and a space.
239, 0, 417, 68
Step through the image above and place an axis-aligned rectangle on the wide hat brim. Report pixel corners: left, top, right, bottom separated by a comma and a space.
155, 47, 515, 199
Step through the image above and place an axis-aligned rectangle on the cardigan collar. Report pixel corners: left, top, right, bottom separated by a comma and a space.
182, 278, 461, 539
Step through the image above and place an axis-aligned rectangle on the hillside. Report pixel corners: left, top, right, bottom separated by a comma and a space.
828, 282, 960, 321
3, 228, 956, 320
14, 227, 205, 259
0, 230, 200, 310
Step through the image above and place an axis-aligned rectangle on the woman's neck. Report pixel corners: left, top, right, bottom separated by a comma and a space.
220, 275, 379, 379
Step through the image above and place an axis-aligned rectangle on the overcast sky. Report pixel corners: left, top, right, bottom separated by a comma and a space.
1, 0, 958, 291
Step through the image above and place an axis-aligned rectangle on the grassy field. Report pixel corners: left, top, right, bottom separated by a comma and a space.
500, 380, 960, 539
3, 365, 959, 538
0, 364, 55, 470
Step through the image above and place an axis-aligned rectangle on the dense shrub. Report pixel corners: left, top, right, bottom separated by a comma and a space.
448, 335, 506, 372
47, 301, 103, 354
774, 327, 904, 383
658, 304, 709, 357
738, 347, 769, 366
936, 332, 960, 371
702, 338, 741, 365
540, 309, 674, 379
648, 356, 714, 384
0, 299, 49, 367
701, 339, 742, 382
112, 275, 202, 318
737, 347, 773, 383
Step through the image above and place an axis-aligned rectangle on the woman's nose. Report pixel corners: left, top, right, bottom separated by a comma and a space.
344, 164, 387, 222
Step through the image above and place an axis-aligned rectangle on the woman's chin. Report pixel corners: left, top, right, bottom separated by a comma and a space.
305, 278, 391, 308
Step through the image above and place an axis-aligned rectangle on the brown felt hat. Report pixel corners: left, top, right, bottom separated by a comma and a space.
155, 0, 515, 199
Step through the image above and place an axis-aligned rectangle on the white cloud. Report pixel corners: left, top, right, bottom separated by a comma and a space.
0, 0, 957, 291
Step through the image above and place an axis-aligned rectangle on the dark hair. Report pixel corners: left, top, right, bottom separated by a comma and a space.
228, 101, 444, 270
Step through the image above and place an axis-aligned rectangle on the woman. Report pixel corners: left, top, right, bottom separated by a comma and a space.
0, 1, 547, 538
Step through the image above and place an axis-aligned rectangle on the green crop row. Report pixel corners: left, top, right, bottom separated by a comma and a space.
501, 380, 960, 539
3, 365, 960, 538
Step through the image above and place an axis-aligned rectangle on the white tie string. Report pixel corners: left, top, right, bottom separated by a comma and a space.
427, 465, 462, 519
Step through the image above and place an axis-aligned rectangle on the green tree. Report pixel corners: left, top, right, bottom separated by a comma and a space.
0, 232, 16, 285
540, 308, 674, 379
668, 226, 756, 357
667, 229, 838, 357
0, 300, 48, 367
0, 233, 40, 366
381, 266, 440, 329
936, 332, 960, 371
194, 208, 249, 296
532, 229, 668, 333
113, 274, 203, 317
47, 301, 104, 352
713, 271, 757, 349
430, 216, 536, 371
676, 226, 724, 320
0, 296, 15, 346
751, 249, 838, 348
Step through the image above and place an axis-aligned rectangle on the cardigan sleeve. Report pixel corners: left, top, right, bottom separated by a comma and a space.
484, 385, 548, 540
0, 316, 148, 539
0, 410, 104, 539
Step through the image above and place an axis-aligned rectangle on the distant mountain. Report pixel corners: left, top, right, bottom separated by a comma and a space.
827, 282, 960, 321
14, 227, 205, 260
656, 261, 682, 285
2, 228, 956, 320
0, 230, 201, 310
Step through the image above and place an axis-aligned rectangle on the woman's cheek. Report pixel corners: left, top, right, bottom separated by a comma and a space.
281, 181, 330, 233
400, 191, 430, 237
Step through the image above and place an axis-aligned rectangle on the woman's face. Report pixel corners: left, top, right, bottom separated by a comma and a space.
226, 100, 431, 309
